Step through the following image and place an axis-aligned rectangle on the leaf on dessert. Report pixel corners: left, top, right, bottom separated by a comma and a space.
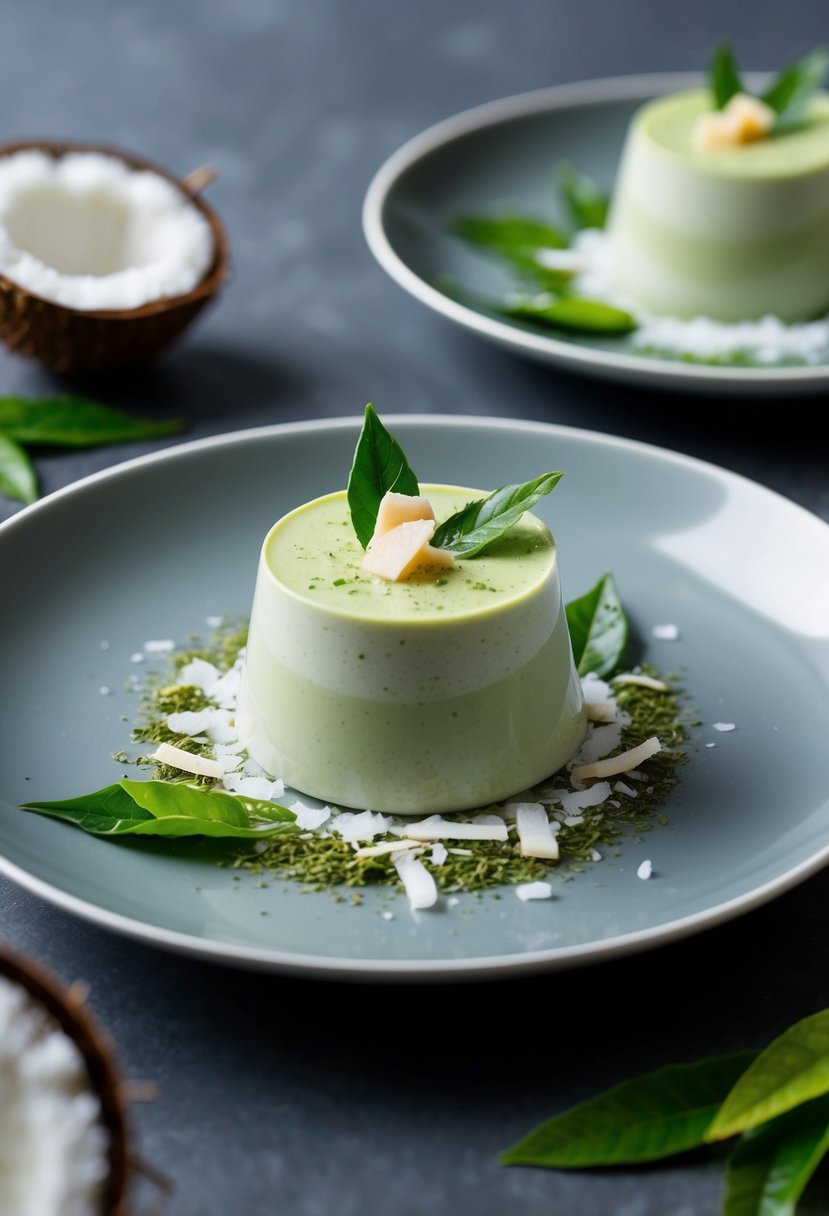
565, 572, 628, 678
723, 1095, 829, 1216
762, 46, 829, 132
556, 163, 610, 230
347, 403, 421, 548
21, 779, 296, 839
432, 472, 563, 558
501, 295, 637, 335
0, 396, 185, 446
0, 433, 38, 504
501, 1052, 757, 1167
710, 43, 745, 109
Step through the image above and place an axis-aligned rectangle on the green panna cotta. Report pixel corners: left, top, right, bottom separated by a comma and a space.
607, 88, 829, 322
237, 485, 586, 814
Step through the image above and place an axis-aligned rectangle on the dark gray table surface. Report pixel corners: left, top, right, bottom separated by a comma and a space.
2, 2, 828, 1213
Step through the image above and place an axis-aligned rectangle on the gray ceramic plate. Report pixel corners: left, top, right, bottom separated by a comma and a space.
2, 417, 828, 981
363, 73, 829, 396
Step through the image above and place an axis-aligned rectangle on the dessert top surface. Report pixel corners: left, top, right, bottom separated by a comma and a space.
637, 87, 829, 177
264, 484, 556, 624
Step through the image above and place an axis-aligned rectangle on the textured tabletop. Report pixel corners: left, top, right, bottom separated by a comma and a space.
1, 2, 828, 1213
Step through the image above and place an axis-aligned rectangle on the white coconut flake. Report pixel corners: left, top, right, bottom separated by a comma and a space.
0, 975, 109, 1216
590, 848, 603, 862
0, 150, 214, 311
151, 742, 223, 779
355, 839, 420, 860
556, 782, 612, 816
516, 881, 553, 901
612, 673, 669, 692
205, 615, 223, 628
571, 722, 624, 767
514, 803, 560, 860
614, 780, 638, 798
129, 653, 144, 664
166, 708, 214, 736
143, 638, 175, 653
430, 842, 448, 866
99, 640, 109, 651
177, 658, 221, 692
651, 624, 679, 641
329, 810, 392, 842
394, 851, 438, 910
286, 801, 331, 831
381, 910, 395, 920
705, 742, 717, 748
572, 736, 661, 782
219, 775, 282, 802
401, 814, 508, 843
713, 722, 736, 732
637, 859, 653, 880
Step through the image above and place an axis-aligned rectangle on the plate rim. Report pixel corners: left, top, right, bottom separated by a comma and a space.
362, 71, 829, 394
2, 415, 828, 982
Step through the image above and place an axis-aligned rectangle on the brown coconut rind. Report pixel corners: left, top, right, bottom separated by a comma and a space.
0, 139, 229, 373
0, 943, 130, 1215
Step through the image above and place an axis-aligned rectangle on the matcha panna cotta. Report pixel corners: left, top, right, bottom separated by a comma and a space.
607, 87, 829, 322
238, 484, 586, 815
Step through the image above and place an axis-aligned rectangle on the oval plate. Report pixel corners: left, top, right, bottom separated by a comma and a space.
363, 73, 829, 396
1, 417, 828, 980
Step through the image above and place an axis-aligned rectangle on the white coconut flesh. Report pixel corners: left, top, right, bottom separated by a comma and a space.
0, 150, 214, 311
0, 975, 109, 1216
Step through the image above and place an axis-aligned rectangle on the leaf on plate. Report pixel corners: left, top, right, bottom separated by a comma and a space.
565, 572, 628, 678
451, 214, 569, 257
708, 1010, 829, 1141
432, 472, 563, 558
501, 295, 637, 335
0, 433, 38, 504
347, 403, 421, 548
762, 46, 829, 132
723, 1094, 829, 1216
21, 779, 297, 840
556, 163, 610, 230
0, 396, 185, 447
710, 43, 745, 109
501, 1051, 758, 1168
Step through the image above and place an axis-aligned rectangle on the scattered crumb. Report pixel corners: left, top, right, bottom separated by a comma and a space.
99, 640, 110, 651
98, 686, 110, 696
712, 722, 736, 733
652, 624, 679, 641
637, 860, 653, 880
144, 639, 175, 653
516, 881, 553, 901
130, 653, 144, 664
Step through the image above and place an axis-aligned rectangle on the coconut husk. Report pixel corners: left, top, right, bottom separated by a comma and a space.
0, 139, 229, 373
0, 943, 131, 1214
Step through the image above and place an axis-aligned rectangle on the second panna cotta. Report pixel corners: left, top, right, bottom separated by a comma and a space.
238, 483, 585, 814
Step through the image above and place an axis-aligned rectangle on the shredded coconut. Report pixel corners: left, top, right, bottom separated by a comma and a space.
637, 859, 653, 880
651, 624, 679, 641
515, 882, 553, 901
713, 722, 736, 732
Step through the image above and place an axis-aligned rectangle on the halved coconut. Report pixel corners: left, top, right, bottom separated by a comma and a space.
0, 944, 131, 1215
0, 139, 228, 372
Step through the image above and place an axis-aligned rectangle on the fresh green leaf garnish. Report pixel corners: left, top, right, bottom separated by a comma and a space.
708, 1010, 829, 1141
710, 43, 745, 110
565, 572, 628, 678
432, 472, 563, 558
762, 46, 829, 132
723, 1095, 829, 1216
556, 163, 610, 230
0, 396, 185, 447
502, 1052, 757, 1168
451, 215, 568, 258
501, 295, 637, 335
347, 403, 421, 549
21, 779, 296, 840
0, 433, 37, 504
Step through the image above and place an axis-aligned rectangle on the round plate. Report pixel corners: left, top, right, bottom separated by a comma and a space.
363, 73, 829, 396
1, 417, 828, 980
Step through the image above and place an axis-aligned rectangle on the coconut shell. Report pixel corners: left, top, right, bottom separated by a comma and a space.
0, 943, 131, 1215
0, 139, 229, 373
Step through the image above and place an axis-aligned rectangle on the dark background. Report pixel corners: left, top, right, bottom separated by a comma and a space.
1, 2, 828, 1212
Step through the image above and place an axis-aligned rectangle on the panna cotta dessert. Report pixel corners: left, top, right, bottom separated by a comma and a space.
607, 86, 829, 322
238, 482, 585, 815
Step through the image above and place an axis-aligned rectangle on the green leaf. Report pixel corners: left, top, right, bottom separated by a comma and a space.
565, 572, 628, 678
346, 403, 421, 548
451, 214, 568, 258
0, 396, 185, 447
21, 780, 296, 840
501, 295, 637, 336
432, 472, 563, 558
708, 1011, 829, 1141
556, 163, 610, 230
501, 1051, 757, 1168
723, 1094, 829, 1216
710, 43, 745, 109
762, 47, 829, 132
0, 433, 38, 504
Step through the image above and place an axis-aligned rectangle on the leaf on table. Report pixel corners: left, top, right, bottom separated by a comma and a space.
556, 163, 610, 230
723, 1094, 829, 1216
710, 43, 745, 109
347, 403, 421, 548
708, 1010, 829, 1141
0, 433, 38, 504
432, 472, 563, 558
0, 396, 185, 447
501, 1051, 758, 1168
500, 295, 637, 335
762, 46, 829, 132
21, 779, 296, 840
565, 572, 628, 678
